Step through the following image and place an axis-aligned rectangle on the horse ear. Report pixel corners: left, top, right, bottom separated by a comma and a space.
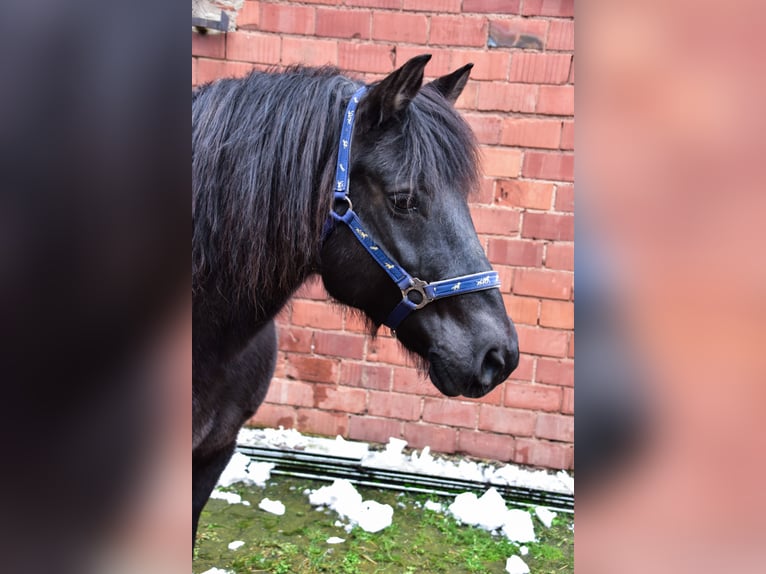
426, 63, 473, 104
358, 54, 432, 128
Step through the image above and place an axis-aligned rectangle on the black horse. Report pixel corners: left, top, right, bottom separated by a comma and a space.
192, 55, 519, 543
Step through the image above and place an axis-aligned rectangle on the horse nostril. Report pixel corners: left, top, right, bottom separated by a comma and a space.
480, 347, 506, 387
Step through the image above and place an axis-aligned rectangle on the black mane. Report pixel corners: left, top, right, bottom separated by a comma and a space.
192, 66, 479, 313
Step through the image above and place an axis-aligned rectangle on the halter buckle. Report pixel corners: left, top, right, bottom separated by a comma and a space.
402, 278, 431, 310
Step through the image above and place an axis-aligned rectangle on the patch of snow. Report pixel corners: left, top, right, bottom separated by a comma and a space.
217, 452, 274, 488
535, 506, 557, 528
237, 429, 573, 497
227, 540, 245, 551
326, 536, 345, 544
201, 569, 234, 574
210, 489, 247, 505
505, 555, 530, 574
501, 509, 536, 543
424, 500, 443, 513
448, 488, 536, 544
258, 498, 285, 515
308, 479, 393, 533
519, 546, 529, 556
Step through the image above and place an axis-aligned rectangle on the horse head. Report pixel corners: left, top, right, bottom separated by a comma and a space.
320, 55, 519, 398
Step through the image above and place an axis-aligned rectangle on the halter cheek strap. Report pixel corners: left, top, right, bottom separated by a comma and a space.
325, 85, 501, 330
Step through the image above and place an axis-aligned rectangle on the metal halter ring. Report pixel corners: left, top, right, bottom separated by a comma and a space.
402, 278, 431, 310
330, 195, 353, 221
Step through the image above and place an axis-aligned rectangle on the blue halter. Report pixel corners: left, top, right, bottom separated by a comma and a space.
325, 85, 501, 330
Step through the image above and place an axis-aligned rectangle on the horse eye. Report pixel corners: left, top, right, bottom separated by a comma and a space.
390, 193, 418, 213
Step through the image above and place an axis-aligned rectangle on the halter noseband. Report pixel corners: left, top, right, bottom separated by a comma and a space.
324, 85, 501, 330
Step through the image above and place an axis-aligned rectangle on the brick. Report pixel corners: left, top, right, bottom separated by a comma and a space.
495, 179, 554, 210
547, 19, 574, 51
480, 146, 522, 177
281, 37, 338, 67
294, 276, 328, 300
504, 383, 562, 412
339, 362, 392, 391
521, 0, 574, 17
316, 8, 370, 39
368, 390, 422, 420
477, 83, 538, 113
264, 379, 314, 407
226, 31, 281, 64
478, 404, 536, 435
488, 238, 543, 267
273, 352, 287, 378
449, 49, 509, 81
516, 325, 569, 357
346, 0, 400, 7
472, 176, 497, 205
314, 385, 367, 413
196, 59, 255, 84
463, 0, 521, 13
422, 398, 479, 428
560, 121, 574, 150
514, 438, 572, 469
487, 18, 547, 51
338, 42, 395, 74
285, 355, 339, 383
276, 326, 313, 353
545, 243, 573, 271
344, 311, 369, 334
470, 205, 520, 235
495, 264, 514, 294
501, 118, 561, 149
403, 0, 461, 12
192, 31, 225, 59
522, 151, 574, 182
554, 183, 574, 212
562, 388, 573, 414
259, 4, 315, 35
237, 1, 260, 30
455, 80, 479, 110
510, 52, 571, 84
464, 114, 502, 145
348, 415, 403, 444
522, 212, 574, 240
430, 15, 488, 47
503, 295, 539, 326
297, 408, 349, 437
536, 358, 573, 386
247, 403, 296, 429
463, 382, 504, 406
314, 332, 366, 359
403, 423, 457, 453
540, 300, 573, 329
535, 413, 573, 442
536, 85, 574, 116
513, 268, 572, 300
567, 333, 574, 358
509, 353, 534, 382
372, 12, 428, 43
291, 299, 342, 330
457, 430, 514, 461
391, 366, 442, 397
366, 336, 415, 367
192, 58, 197, 86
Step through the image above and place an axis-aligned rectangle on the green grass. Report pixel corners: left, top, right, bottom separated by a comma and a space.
193, 476, 573, 574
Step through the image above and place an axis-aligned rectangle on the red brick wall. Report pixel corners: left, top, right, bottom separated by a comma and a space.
192, 0, 574, 470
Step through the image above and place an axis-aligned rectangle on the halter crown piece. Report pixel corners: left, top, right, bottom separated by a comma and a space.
325, 85, 501, 330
